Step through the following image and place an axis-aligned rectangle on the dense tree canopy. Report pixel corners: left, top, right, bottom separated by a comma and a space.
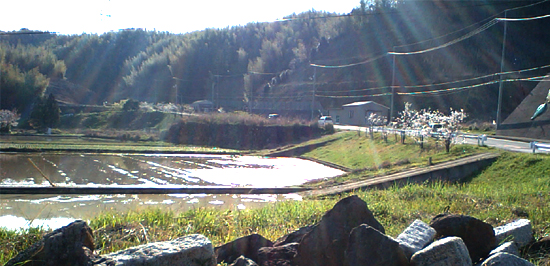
2, 0, 550, 121
0, 41, 65, 114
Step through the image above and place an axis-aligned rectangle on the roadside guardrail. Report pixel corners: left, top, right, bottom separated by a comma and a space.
530, 141, 550, 154
460, 134, 487, 146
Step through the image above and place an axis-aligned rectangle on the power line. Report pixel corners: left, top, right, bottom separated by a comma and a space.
497, 13, 550, 21
311, 0, 550, 68
389, 19, 500, 56
311, 17, 500, 68
311, 53, 387, 68
315, 63, 550, 94
399, 75, 549, 96
248, 71, 281, 75
394, 9, 501, 49
275, 0, 533, 23
315, 92, 392, 98
314, 72, 549, 99
309, 74, 548, 102
506, 0, 550, 12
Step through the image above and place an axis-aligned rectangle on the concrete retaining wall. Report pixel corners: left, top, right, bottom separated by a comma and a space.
302, 153, 500, 198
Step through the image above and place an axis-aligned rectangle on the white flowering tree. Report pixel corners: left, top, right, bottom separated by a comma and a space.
366, 113, 387, 139
392, 103, 467, 152
0, 110, 20, 133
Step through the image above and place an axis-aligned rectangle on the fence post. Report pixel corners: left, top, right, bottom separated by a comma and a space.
531, 141, 537, 154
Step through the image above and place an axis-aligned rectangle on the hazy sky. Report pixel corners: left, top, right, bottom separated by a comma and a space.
2, 0, 360, 35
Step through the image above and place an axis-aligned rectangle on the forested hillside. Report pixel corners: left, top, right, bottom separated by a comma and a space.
2, 0, 550, 121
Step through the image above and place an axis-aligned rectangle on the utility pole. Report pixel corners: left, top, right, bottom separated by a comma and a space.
311, 67, 317, 120
389, 48, 396, 124
210, 72, 215, 105
174, 82, 178, 105
249, 73, 253, 113
0, 58, 2, 110
167, 64, 177, 105
496, 10, 508, 130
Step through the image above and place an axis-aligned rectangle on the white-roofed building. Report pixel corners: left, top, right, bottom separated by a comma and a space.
327, 101, 389, 126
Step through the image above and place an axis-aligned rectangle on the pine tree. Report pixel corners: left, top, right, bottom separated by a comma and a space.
42, 93, 60, 128
29, 93, 60, 129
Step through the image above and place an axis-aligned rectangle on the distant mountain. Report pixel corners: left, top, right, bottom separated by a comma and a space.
3, 0, 550, 121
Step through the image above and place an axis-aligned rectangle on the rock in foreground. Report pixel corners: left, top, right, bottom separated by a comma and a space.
5, 220, 96, 266
430, 213, 496, 262
294, 195, 385, 266
102, 234, 215, 266
345, 224, 408, 266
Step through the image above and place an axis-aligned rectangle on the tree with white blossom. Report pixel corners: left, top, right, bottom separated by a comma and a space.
0, 110, 20, 133
366, 113, 387, 139
392, 102, 467, 152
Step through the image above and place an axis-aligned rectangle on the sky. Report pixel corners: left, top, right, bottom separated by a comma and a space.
2, 0, 360, 35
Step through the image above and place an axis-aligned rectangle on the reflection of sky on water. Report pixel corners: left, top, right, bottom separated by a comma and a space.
0, 153, 343, 187
0, 215, 77, 231
0, 153, 336, 231
0, 193, 303, 231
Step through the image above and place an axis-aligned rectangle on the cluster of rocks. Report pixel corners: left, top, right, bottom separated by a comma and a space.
5, 195, 549, 266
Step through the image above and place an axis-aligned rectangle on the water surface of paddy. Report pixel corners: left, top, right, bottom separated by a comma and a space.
0, 153, 343, 230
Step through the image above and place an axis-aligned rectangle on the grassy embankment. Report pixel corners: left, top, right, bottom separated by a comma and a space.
1, 131, 549, 264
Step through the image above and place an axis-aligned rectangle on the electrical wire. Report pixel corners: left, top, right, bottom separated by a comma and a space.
399, 75, 550, 96
497, 13, 550, 21
389, 19, 500, 56
312, 0, 550, 67
506, 0, 550, 12
394, 10, 500, 50
315, 92, 392, 98
311, 18, 500, 68
314, 73, 550, 99
248, 71, 282, 75
396, 0, 548, 49
311, 53, 388, 68
315, 63, 550, 94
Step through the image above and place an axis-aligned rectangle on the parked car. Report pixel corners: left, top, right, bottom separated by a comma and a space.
429, 123, 443, 132
318, 116, 333, 127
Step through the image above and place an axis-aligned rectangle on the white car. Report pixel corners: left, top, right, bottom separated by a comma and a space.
318, 116, 333, 127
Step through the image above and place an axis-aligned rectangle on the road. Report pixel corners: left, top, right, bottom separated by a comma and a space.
334, 125, 550, 154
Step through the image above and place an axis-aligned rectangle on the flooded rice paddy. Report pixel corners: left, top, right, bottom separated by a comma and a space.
0, 152, 344, 230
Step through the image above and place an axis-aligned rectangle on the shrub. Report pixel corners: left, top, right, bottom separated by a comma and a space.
122, 99, 140, 111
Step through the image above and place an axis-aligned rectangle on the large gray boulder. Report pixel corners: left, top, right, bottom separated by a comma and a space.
102, 234, 215, 266
215, 234, 273, 265
5, 220, 98, 266
481, 252, 535, 266
410, 236, 472, 266
345, 225, 409, 266
494, 219, 534, 248
294, 195, 385, 266
430, 214, 496, 263
396, 219, 436, 259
